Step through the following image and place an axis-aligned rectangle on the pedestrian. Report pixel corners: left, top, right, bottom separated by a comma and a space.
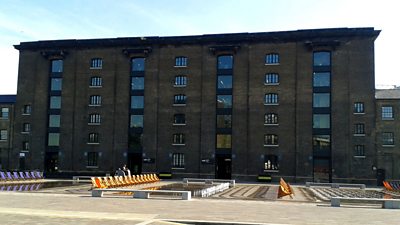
115, 168, 125, 176
123, 164, 131, 176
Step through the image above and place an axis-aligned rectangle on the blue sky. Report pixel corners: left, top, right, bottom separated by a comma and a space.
0, 0, 398, 94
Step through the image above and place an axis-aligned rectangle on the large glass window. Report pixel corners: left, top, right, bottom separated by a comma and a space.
1, 108, 9, 118
313, 135, 331, 151
265, 53, 279, 64
23, 105, 32, 115
90, 77, 102, 87
89, 114, 101, 124
88, 133, 99, 144
87, 152, 99, 167
131, 77, 145, 90
129, 133, 143, 149
49, 115, 61, 127
175, 57, 187, 67
132, 58, 145, 71
217, 55, 233, 69
354, 123, 365, 135
217, 76, 233, 89
313, 72, 330, 87
130, 115, 143, 128
382, 132, 394, 145
90, 58, 103, 69
89, 95, 102, 106
265, 73, 279, 84
22, 123, 31, 133
131, 96, 144, 109
217, 95, 232, 108
51, 60, 63, 73
313, 93, 330, 108
216, 134, 231, 148
172, 153, 185, 168
264, 113, 278, 125
174, 94, 186, 105
50, 78, 62, 91
0, 130, 7, 140
264, 134, 278, 145
48, 133, 60, 146
264, 155, 279, 171
313, 114, 330, 129
173, 133, 185, 145
354, 102, 364, 114
174, 76, 187, 86
173, 114, 186, 125
22, 141, 29, 151
264, 93, 278, 104
217, 115, 232, 128
49, 96, 61, 109
354, 145, 365, 156
382, 106, 393, 119
313, 52, 331, 66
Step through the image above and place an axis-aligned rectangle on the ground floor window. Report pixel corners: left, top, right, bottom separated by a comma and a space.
172, 153, 185, 168
264, 155, 279, 171
87, 152, 98, 167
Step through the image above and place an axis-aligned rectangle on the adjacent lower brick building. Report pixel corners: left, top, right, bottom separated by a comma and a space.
10, 27, 381, 183
0, 95, 16, 170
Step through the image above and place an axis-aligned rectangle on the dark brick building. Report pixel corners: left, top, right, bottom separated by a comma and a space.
11, 27, 380, 182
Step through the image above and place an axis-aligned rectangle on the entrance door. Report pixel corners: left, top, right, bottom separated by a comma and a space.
216, 155, 231, 179
313, 158, 331, 183
127, 153, 142, 175
19, 153, 26, 170
45, 152, 59, 173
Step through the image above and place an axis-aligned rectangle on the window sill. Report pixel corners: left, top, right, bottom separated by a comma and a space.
353, 156, 366, 159
382, 145, 395, 147
173, 85, 187, 88
264, 124, 279, 126
22, 113, 31, 116
264, 103, 279, 106
88, 105, 101, 107
172, 144, 185, 146
88, 123, 101, 126
382, 118, 394, 121
264, 63, 280, 66
174, 66, 187, 68
21, 132, 30, 134
353, 134, 365, 137
89, 67, 102, 70
0, 140, 7, 142
264, 83, 280, 86
89, 86, 102, 88
86, 166, 99, 169
172, 167, 185, 170
0, 118, 9, 120
173, 104, 186, 107
173, 123, 186, 126
264, 169, 279, 173
264, 144, 279, 147
353, 113, 365, 115
87, 143, 100, 145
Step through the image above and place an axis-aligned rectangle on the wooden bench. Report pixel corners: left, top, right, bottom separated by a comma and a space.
92, 188, 191, 200
306, 182, 366, 189
331, 197, 400, 209
182, 178, 235, 187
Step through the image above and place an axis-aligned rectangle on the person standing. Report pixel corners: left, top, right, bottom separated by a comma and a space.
123, 164, 131, 176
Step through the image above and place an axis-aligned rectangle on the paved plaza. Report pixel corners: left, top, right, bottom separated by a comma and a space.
0, 181, 399, 225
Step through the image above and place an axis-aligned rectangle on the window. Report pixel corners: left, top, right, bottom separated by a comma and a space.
264, 155, 279, 171
313, 135, 331, 151
217, 115, 232, 128
313, 72, 330, 87
23, 105, 32, 115
89, 95, 102, 106
131, 77, 145, 90
130, 115, 143, 128
354, 102, 364, 114
48, 133, 60, 146
132, 58, 145, 71
90, 58, 103, 69
50, 78, 62, 91
172, 153, 185, 168
173, 114, 186, 125
173, 133, 185, 145
89, 114, 101, 124
217, 75, 233, 89
1, 108, 9, 118
313, 51, 331, 66
174, 76, 187, 86
313, 114, 330, 129
51, 60, 63, 73
175, 57, 187, 67
90, 77, 102, 87
87, 152, 98, 167
88, 133, 99, 144
22, 123, 31, 133
49, 115, 60, 128
354, 145, 365, 157
264, 93, 278, 105
22, 141, 29, 151
131, 96, 144, 109
265, 53, 279, 64
264, 113, 278, 125
216, 134, 232, 148
264, 134, 278, 146
382, 132, 394, 145
265, 73, 279, 84
217, 55, 233, 69
382, 106, 393, 119
354, 123, 365, 135
0, 130, 7, 140
216, 95, 232, 108
129, 133, 143, 149
50, 96, 61, 109
174, 94, 186, 105
313, 93, 330, 108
